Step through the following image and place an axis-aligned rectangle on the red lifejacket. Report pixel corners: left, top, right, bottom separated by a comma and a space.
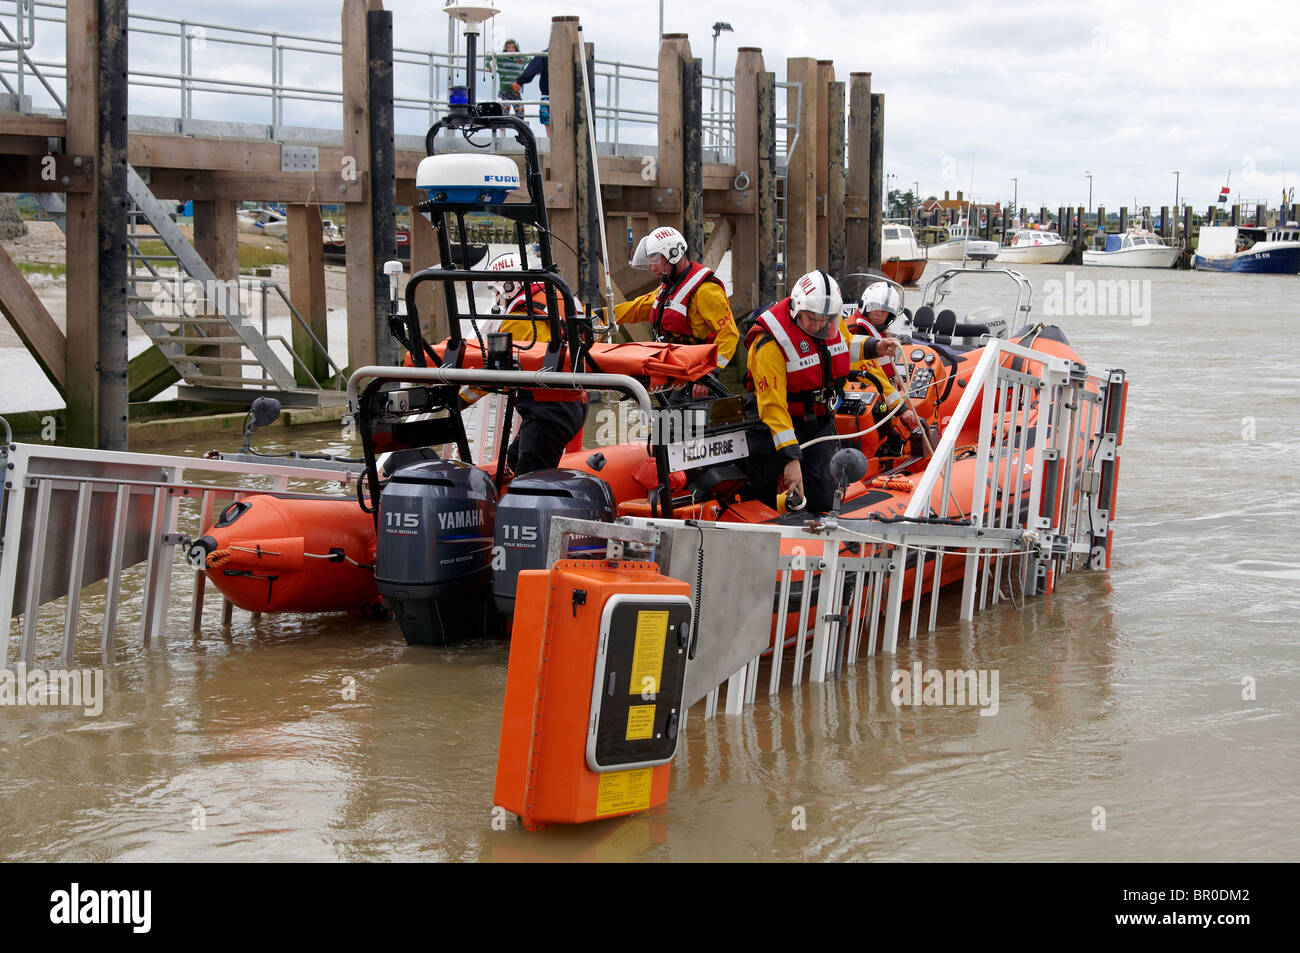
651, 261, 725, 343
745, 298, 850, 417
499, 288, 585, 403
845, 311, 896, 379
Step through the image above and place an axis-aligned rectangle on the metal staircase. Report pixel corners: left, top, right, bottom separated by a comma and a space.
124, 166, 298, 394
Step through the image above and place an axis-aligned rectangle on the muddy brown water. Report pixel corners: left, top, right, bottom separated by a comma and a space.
2, 262, 1298, 861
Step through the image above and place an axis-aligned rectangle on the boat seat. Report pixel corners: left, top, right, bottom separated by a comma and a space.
913, 306, 999, 339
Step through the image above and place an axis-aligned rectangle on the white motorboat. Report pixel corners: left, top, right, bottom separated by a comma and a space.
1082, 229, 1180, 268
925, 219, 981, 261
880, 223, 926, 284
995, 228, 1072, 264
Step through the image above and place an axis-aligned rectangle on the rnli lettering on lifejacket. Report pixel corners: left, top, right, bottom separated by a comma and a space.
437, 509, 485, 531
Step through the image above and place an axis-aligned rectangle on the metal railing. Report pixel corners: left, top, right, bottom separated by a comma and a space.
603, 338, 1127, 718
0, 438, 363, 667
1, 2, 742, 157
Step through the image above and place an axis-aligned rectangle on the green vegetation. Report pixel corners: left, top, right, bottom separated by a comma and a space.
14, 260, 66, 279
132, 239, 288, 271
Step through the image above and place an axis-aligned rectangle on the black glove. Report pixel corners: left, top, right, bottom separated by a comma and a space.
590, 306, 608, 323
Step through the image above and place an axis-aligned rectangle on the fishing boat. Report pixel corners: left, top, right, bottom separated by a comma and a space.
996, 228, 1072, 264
1193, 223, 1300, 273
924, 217, 980, 261
880, 223, 926, 284
1082, 228, 1180, 268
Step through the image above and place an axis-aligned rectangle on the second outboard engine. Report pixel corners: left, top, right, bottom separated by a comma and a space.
492, 469, 616, 618
375, 459, 498, 645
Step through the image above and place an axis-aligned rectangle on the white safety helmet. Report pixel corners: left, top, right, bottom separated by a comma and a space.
630, 226, 688, 270
789, 270, 843, 339
486, 251, 523, 310
858, 281, 903, 324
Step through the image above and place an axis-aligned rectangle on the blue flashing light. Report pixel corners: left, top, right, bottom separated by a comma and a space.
449, 86, 470, 106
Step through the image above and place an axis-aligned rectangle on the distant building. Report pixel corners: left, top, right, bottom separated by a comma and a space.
918, 190, 1003, 227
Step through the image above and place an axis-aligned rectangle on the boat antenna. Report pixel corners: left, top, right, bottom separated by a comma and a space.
959, 154, 976, 268
576, 25, 617, 339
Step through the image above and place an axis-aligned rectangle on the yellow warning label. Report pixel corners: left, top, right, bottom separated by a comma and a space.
630, 610, 668, 695
596, 768, 653, 816
626, 704, 656, 740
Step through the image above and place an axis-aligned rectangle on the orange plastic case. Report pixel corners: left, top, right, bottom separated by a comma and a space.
494, 559, 692, 831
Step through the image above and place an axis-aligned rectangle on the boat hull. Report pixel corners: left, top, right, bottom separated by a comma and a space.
925, 240, 975, 261
1193, 245, 1300, 274
995, 244, 1073, 264
881, 258, 926, 285
1082, 246, 1180, 268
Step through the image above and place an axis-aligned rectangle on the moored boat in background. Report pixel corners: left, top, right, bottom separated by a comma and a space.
1083, 228, 1180, 268
1193, 224, 1300, 273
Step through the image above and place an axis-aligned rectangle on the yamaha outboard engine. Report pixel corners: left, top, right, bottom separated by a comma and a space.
492, 469, 616, 617
375, 459, 497, 645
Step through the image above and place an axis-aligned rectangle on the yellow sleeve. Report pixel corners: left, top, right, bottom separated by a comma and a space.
497, 314, 550, 344
688, 282, 738, 369
612, 288, 659, 326
748, 338, 801, 460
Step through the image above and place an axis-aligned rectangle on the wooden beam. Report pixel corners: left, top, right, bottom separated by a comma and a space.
367, 7, 398, 366
815, 61, 833, 267
827, 80, 846, 278
785, 57, 819, 280
287, 204, 329, 386
143, 169, 366, 204
63, 0, 99, 447
656, 34, 691, 232
700, 218, 733, 272
681, 57, 704, 257
757, 71, 777, 303
731, 47, 765, 315
868, 92, 884, 270
0, 244, 67, 394
574, 41, 600, 306
342, 0, 375, 371
408, 205, 440, 342
846, 73, 871, 273
192, 199, 241, 376
547, 16, 581, 283
0, 113, 68, 138
0, 154, 94, 192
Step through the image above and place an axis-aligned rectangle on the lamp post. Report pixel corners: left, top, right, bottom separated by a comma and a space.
1171, 170, 1180, 240
1085, 171, 1093, 222
710, 21, 732, 159
658, 2, 663, 38
913, 180, 920, 225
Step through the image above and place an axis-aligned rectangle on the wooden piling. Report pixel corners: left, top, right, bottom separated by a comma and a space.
681, 57, 704, 261
97, 0, 128, 449
867, 92, 884, 270
367, 8, 397, 366
826, 80, 846, 278
547, 16, 581, 278
756, 70, 778, 303
1230, 204, 1241, 226
573, 41, 600, 306
655, 33, 691, 235
731, 48, 765, 314
1182, 206, 1193, 246
342, 0, 375, 371
1119, 207, 1127, 233
287, 204, 329, 386
845, 72, 870, 275
1255, 203, 1267, 228
814, 61, 833, 268
784, 57, 818, 279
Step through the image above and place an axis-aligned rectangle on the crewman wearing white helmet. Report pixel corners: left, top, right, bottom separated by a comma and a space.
461, 251, 587, 475
594, 226, 738, 393
743, 270, 906, 512
845, 280, 919, 429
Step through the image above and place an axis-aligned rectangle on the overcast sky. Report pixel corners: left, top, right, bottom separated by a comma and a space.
103, 0, 1300, 215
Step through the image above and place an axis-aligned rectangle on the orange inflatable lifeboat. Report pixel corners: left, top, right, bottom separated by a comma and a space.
190, 496, 381, 614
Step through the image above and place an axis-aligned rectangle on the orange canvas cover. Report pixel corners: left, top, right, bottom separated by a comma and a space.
428, 339, 718, 389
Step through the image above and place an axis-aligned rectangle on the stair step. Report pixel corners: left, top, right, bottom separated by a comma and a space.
150, 335, 244, 345
180, 356, 264, 366
189, 375, 278, 387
